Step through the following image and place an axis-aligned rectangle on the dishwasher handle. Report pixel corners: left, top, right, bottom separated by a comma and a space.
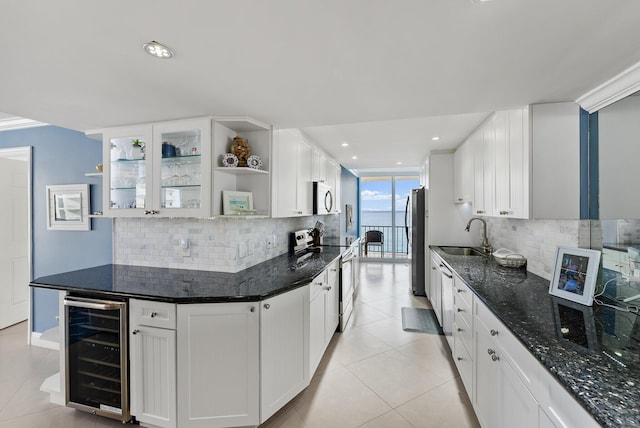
438, 264, 453, 279
64, 296, 125, 311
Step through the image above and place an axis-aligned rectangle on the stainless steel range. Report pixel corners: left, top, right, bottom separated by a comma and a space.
290, 229, 357, 331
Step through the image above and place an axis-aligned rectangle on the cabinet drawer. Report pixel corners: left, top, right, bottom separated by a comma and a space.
453, 275, 473, 308
453, 312, 473, 355
452, 327, 473, 395
454, 285, 473, 329
130, 299, 176, 329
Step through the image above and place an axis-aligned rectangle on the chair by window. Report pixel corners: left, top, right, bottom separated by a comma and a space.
365, 230, 384, 256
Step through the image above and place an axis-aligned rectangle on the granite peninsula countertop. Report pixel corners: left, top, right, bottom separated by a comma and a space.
430, 246, 640, 428
30, 247, 343, 303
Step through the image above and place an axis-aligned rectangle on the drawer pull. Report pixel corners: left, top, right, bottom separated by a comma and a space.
457, 328, 463, 332
457, 357, 463, 361
491, 354, 500, 362
250, 306, 255, 312
132, 329, 140, 335
323, 286, 332, 291
490, 329, 498, 336
487, 348, 496, 355
264, 303, 271, 309
457, 308, 464, 312
150, 312, 157, 318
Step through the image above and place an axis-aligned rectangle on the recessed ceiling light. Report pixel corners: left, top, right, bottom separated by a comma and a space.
352, 156, 358, 160
143, 41, 174, 59
396, 161, 403, 165
432, 136, 440, 141
341, 142, 349, 147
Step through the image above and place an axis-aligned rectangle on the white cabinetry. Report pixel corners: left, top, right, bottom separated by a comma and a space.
212, 117, 272, 217
307, 259, 339, 380
271, 129, 313, 217
177, 302, 259, 428
260, 286, 308, 423
129, 299, 177, 428
472, 123, 493, 217
452, 275, 473, 394
326, 159, 341, 213
102, 118, 212, 218
531, 102, 581, 219
453, 141, 473, 204
311, 148, 327, 183
429, 253, 443, 324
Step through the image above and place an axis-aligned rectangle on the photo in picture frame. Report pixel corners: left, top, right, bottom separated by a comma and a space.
222, 191, 255, 215
549, 247, 601, 306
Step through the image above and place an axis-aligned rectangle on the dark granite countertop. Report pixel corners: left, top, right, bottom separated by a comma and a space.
430, 246, 640, 428
30, 247, 343, 303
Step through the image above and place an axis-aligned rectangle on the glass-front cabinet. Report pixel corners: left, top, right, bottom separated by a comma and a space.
103, 118, 212, 217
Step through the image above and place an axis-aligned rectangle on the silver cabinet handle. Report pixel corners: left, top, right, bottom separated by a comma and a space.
132, 329, 140, 335
487, 348, 496, 355
150, 312, 157, 318
264, 303, 270, 309
457, 357, 463, 361
457, 328, 463, 332
323, 286, 332, 291
490, 329, 498, 336
457, 308, 464, 312
492, 354, 500, 362
250, 306, 255, 312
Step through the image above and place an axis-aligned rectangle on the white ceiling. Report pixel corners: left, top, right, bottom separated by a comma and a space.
1, 0, 640, 171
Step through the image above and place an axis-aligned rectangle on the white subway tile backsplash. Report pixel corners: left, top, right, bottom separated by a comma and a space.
113, 214, 340, 272
486, 218, 591, 280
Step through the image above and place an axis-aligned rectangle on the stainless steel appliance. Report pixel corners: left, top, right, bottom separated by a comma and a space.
289, 229, 355, 331
313, 182, 334, 214
439, 263, 454, 347
64, 295, 130, 422
407, 187, 428, 295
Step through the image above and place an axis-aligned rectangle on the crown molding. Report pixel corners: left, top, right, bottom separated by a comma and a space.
576, 61, 640, 113
0, 116, 47, 132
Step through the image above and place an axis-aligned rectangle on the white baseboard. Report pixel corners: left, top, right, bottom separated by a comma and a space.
31, 332, 60, 351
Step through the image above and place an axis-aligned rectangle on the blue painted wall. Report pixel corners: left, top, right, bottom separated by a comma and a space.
0, 126, 113, 332
340, 167, 359, 236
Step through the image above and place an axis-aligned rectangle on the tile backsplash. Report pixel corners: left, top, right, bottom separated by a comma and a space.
486, 218, 591, 280
114, 214, 340, 272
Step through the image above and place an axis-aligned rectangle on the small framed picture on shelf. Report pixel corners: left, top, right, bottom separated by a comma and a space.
548, 247, 601, 306
222, 191, 255, 215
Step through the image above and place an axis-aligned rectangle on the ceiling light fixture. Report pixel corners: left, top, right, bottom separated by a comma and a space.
341, 142, 349, 147
143, 41, 174, 59
396, 161, 403, 165
352, 156, 358, 160
432, 136, 440, 141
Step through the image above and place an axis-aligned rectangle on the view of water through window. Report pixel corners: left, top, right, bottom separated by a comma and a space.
360, 175, 419, 259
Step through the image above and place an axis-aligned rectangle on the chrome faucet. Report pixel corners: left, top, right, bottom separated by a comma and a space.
465, 217, 492, 254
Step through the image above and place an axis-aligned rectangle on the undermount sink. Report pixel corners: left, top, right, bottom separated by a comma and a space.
439, 246, 485, 256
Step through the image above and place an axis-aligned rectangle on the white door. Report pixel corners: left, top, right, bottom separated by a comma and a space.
0, 148, 30, 330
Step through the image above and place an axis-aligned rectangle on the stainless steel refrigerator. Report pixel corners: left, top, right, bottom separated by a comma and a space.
406, 187, 428, 296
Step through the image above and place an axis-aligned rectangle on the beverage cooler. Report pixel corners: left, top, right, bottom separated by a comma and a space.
63, 295, 130, 422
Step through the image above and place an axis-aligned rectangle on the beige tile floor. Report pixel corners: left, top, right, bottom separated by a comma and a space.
0, 262, 479, 428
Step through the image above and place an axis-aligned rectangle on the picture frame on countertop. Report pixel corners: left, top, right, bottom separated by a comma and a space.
222, 190, 255, 215
549, 246, 601, 306
46, 184, 90, 231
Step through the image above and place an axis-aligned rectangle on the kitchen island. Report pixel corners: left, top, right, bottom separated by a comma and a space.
30, 247, 344, 428
431, 246, 639, 428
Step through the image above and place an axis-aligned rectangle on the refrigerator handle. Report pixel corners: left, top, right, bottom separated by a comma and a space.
404, 195, 410, 246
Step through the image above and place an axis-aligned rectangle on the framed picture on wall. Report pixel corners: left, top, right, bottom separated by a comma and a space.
46, 184, 90, 231
548, 247, 601, 306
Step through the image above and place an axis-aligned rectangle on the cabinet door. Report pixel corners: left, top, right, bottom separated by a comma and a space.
454, 142, 473, 204
472, 129, 487, 216
297, 137, 313, 215
272, 129, 300, 217
177, 303, 259, 428
308, 273, 326, 379
311, 148, 327, 182
473, 309, 499, 428
507, 107, 530, 219
325, 261, 340, 342
130, 326, 176, 428
260, 286, 307, 423
430, 255, 443, 324
153, 118, 212, 218
103, 125, 153, 217
499, 354, 538, 428
493, 111, 510, 216
326, 159, 341, 213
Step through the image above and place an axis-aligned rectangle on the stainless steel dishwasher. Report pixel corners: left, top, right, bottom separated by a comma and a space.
63, 295, 130, 422
438, 263, 454, 348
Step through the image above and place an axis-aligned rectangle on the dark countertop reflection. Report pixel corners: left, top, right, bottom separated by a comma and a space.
30, 247, 343, 303
431, 246, 640, 428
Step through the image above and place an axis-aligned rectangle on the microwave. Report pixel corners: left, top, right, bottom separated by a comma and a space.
313, 182, 334, 214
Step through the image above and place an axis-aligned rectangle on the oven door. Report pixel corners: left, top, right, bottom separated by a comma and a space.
313, 182, 333, 214
339, 250, 354, 331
